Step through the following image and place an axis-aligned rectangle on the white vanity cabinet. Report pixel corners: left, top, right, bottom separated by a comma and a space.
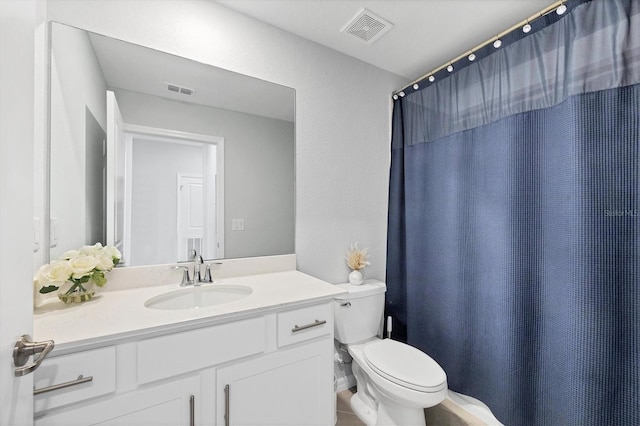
216, 303, 334, 425
34, 300, 335, 426
35, 375, 199, 426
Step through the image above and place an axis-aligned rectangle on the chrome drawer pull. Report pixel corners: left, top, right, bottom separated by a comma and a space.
224, 384, 230, 426
33, 374, 93, 395
291, 319, 327, 333
189, 395, 195, 426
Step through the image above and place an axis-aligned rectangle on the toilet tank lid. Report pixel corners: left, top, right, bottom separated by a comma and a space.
334, 280, 386, 299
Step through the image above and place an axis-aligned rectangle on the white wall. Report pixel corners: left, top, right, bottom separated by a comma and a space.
47, 0, 408, 283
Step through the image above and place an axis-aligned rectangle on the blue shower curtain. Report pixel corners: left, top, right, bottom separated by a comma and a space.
386, 1, 640, 425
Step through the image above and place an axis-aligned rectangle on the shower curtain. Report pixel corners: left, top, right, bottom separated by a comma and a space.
386, 1, 640, 424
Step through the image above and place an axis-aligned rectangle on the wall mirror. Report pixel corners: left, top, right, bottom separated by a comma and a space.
48, 22, 295, 267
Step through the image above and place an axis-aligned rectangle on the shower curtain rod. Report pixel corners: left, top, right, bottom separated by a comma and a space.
393, 0, 566, 95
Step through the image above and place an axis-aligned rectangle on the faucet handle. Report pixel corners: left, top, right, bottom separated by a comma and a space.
203, 262, 223, 283
202, 264, 213, 283
172, 266, 192, 286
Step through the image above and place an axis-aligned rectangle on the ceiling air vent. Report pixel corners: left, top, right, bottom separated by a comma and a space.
342, 9, 393, 45
166, 82, 195, 96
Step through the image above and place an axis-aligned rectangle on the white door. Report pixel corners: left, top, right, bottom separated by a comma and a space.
1, 2, 37, 424
106, 91, 125, 260
177, 174, 204, 261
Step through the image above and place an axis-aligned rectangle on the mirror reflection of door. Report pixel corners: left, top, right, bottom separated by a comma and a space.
176, 170, 220, 261
177, 174, 204, 261
106, 90, 224, 266
124, 130, 223, 266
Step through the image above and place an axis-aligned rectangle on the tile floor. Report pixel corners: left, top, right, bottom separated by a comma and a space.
336, 388, 365, 426
336, 387, 487, 426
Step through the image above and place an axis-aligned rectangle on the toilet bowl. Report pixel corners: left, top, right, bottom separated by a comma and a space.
348, 338, 447, 425
334, 281, 447, 426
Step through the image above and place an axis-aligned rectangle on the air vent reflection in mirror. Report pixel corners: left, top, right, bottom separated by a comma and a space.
165, 82, 194, 96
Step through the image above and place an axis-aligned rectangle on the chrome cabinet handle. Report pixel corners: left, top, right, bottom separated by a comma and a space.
13, 335, 55, 377
291, 319, 327, 333
189, 395, 195, 426
340, 302, 351, 308
33, 375, 93, 395
224, 384, 230, 426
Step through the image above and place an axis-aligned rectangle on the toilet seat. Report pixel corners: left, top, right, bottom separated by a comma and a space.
363, 339, 447, 393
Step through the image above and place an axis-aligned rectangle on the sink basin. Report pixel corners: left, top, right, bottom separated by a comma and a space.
145, 285, 253, 310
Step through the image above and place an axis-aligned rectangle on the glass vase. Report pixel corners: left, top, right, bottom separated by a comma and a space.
57, 281, 96, 304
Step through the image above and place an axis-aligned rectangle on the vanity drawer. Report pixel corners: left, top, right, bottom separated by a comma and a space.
34, 346, 116, 414
137, 316, 266, 384
277, 302, 333, 347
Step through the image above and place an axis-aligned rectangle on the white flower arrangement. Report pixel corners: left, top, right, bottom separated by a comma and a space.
35, 243, 121, 298
345, 243, 370, 271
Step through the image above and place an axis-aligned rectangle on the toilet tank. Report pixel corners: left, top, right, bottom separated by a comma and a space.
334, 281, 386, 344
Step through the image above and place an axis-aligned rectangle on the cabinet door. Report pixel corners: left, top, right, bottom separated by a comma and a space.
217, 338, 333, 426
35, 376, 199, 426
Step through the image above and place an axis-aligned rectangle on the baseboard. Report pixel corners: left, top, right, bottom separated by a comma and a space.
335, 374, 355, 392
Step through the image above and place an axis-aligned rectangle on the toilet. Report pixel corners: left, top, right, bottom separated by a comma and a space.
334, 281, 447, 426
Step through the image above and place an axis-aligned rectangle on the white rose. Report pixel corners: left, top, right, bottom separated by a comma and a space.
34, 264, 50, 285
104, 246, 122, 262
61, 249, 80, 260
69, 255, 99, 279
95, 253, 114, 271
79, 243, 103, 256
36, 260, 72, 285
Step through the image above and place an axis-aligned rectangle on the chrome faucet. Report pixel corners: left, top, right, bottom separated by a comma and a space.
191, 250, 204, 284
173, 251, 222, 286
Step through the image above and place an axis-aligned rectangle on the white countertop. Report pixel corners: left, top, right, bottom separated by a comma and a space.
34, 270, 346, 353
